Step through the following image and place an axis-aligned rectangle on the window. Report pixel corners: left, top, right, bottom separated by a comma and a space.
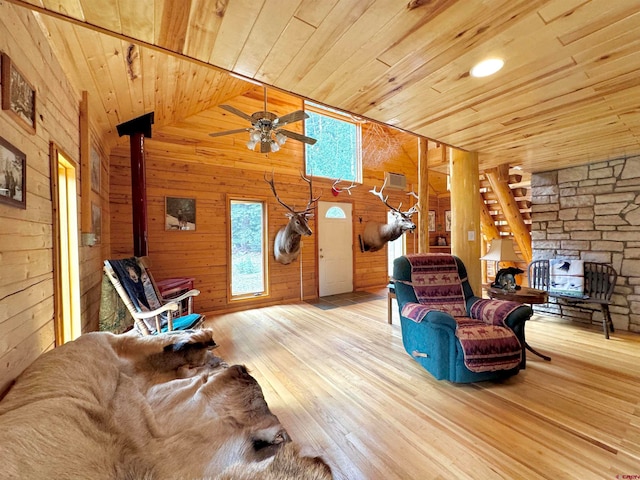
229, 199, 268, 299
325, 206, 346, 219
304, 101, 361, 182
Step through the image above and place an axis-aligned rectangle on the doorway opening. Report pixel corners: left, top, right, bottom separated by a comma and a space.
51, 143, 82, 345
387, 211, 406, 277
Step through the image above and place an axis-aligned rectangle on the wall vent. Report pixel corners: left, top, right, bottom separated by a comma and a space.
384, 172, 407, 191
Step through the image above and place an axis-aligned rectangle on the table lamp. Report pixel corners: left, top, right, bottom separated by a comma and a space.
480, 238, 522, 290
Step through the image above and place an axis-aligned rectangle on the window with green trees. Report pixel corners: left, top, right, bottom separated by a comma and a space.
229, 199, 267, 298
304, 102, 361, 181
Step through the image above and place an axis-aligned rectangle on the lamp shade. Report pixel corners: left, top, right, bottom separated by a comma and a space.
480, 238, 521, 262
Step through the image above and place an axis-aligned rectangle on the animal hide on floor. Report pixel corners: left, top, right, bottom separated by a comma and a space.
0, 329, 332, 480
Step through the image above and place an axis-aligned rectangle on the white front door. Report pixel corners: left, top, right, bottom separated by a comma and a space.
318, 201, 353, 297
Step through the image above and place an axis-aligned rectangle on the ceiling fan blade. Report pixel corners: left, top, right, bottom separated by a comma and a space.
208, 128, 249, 138
279, 129, 317, 145
219, 104, 256, 123
274, 110, 308, 127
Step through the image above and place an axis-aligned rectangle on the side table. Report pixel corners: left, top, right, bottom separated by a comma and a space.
486, 286, 551, 362
157, 277, 195, 316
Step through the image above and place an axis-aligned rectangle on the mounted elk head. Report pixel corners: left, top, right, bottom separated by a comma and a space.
265, 171, 320, 265
362, 178, 418, 252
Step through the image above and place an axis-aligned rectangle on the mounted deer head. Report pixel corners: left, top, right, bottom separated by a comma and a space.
362, 178, 418, 252
265, 171, 320, 265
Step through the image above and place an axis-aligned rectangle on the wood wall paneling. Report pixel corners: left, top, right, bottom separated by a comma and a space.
108, 116, 422, 313
0, 3, 111, 393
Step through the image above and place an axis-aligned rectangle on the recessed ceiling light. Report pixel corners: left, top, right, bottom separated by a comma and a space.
470, 58, 504, 78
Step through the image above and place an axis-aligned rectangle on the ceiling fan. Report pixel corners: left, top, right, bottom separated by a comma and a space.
209, 87, 317, 153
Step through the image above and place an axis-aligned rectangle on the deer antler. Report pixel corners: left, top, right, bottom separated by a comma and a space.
370, 179, 420, 216
404, 191, 420, 216
265, 171, 320, 215
332, 178, 357, 195
264, 171, 296, 214
404, 204, 419, 216
300, 171, 321, 214
369, 178, 400, 212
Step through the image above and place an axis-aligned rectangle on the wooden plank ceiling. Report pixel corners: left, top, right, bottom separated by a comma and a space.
10, 0, 640, 173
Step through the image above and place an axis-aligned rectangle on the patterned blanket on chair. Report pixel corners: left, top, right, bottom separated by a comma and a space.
455, 318, 522, 372
400, 254, 522, 373
403, 254, 467, 318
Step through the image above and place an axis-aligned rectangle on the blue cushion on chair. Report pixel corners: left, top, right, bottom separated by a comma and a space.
161, 314, 202, 333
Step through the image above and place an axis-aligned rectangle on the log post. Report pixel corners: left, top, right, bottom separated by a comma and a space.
417, 137, 429, 253
449, 147, 481, 294
479, 196, 501, 242
116, 112, 155, 257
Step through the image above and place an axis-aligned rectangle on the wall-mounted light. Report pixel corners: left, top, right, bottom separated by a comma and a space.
470, 58, 504, 78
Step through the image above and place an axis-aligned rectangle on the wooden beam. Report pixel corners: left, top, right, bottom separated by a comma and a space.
417, 137, 429, 253
79, 91, 91, 234
485, 165, 532, 263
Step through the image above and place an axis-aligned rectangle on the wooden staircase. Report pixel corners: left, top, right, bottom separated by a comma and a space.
479, 166, 532, 282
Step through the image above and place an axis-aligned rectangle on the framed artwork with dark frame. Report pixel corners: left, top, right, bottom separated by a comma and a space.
90, 147, 101, 193
165, 197, 196, 230
428, 210, 436, 232
1, 53, 36, 134
445, 210, 452, 231
0, 135, 26, 209
91, 203, 102, 244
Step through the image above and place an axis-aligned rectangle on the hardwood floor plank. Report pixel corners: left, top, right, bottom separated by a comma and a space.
204, 298, 640, 480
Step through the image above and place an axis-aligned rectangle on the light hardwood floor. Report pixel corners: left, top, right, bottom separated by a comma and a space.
204, 295, 640, 480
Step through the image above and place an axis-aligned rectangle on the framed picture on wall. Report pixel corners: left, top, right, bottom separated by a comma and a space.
0, 135, 26, 209
1, 53, 36, 134
165, 197, 196, 230
428, 210, 436, 232
445, 210, 452, 231
91, 203, 102, 244
90, 147, 100, 193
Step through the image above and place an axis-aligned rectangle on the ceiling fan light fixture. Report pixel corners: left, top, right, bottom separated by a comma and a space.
250, 129, 262, 142
213, 86, 316, 153
275, 132, 287, 145
470, 58, 504, 78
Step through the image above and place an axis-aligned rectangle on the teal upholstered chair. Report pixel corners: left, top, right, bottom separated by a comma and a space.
393, 253, 531, 383
103, 257, 204, 335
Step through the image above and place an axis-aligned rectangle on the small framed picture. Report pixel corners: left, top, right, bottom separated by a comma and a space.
91, 203, 102, 243
165, 197, 196, 231
0, 135, 26, 209
428, 211, 436, 232
445, 210, 452, 231
1, 53, 36, 134
90, 147, 100, 193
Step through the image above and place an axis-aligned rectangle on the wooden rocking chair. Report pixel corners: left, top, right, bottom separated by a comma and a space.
103, 257, 204, 335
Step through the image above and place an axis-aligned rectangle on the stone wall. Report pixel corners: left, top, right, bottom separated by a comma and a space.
530, 155, 640, 332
